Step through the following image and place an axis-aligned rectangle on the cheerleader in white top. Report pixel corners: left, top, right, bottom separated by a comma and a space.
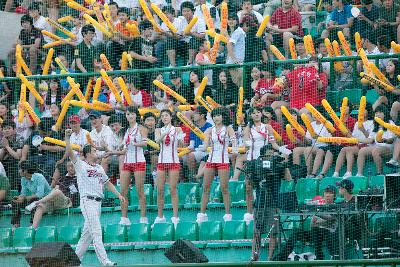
242, 107, 281, 225
197, 107, 237, 224
117, 107, 149, 226
357, 105, 396, 176
154, 110, 185, 227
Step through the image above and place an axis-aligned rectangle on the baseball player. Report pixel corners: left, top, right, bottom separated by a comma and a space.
65, 129, 126, 266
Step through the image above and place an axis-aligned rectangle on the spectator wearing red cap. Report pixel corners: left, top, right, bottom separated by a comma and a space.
268, 0, 303, 58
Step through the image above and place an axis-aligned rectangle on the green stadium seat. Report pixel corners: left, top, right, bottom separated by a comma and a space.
295, 178, 319, 204
13, 227, 35, 248
130, 184, 154, 209
223, 220, 246, 240
153, 183, 172, 209
175, 221, 198, 241
104, 224, 127, 243
229, 181, 246, 206
371, 215, 397, 233
369, 175, 384, 189
339, 89, 363, 106
347, 176, 367, 194
57, 226, 81, 245
0, 228, 12, 248
35, 226, 57, 243
280, 180, 295, 193
151, 223, 174, 241
246, 221, 254, 239
366, 89, 379, 104
207, 182, 224, 208
199, 221, 222, 241
326, 90, 340, 108
128, 223, 150, 242
178, 183, 200, 206
318, 177, 342, 195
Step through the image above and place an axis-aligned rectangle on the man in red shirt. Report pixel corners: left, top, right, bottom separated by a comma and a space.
268, 0, 303, 57
286, 58, 328, 113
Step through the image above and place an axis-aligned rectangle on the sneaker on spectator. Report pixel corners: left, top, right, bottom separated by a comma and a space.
171, 217, 180, 229
139, 217, 148, 224
196, 213, 208, 224
119, 217, 131, 226
25, 201, 38, 212
151, 216, 166, 228
223, 214, 232, 222
356, 173, 363, 177
342, 172, 352, 179
104, 261, 117, 266
386, 159, 399, 168
243, 213, 254, 225
332, 172, 339, 178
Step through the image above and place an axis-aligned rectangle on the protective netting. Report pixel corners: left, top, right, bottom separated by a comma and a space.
0, 0, 400, 266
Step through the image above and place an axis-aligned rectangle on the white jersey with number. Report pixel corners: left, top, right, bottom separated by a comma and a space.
124, 124, 145, 163
72, 158, 109, 199
207, 126, 229, 164
247, 123, 273, 161
158, 126, 180, 164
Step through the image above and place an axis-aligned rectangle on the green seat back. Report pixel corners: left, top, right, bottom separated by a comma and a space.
366, 89, 379, 104
104, 224, 127, 243
35, 226, 57, 243
199, 221, 222, 241
175, 221, 198, 241
295, 178, 319, 204
228, 181, 245, 203
223, 221, 246, 240
318, 177, 342, 195
209, 182, 222, 203
154, 183, 171, 205
178, 183, 200, 204
339, 89, 363, 107
280, 180, 295, 193
57, 226, 81, 245
130, 184, 153, 206
13, 227, 35, 247
246, 221, 254, 239
127, 223, 150, 242
151, 223, 174, 241
369, 175, 384, 189
0, 228, 12, 248
347, 176, 367, 194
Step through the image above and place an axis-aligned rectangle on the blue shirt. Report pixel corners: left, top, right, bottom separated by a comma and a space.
20, 173, 51, 198
190, 122, 212, 149
330, 5, 353, 25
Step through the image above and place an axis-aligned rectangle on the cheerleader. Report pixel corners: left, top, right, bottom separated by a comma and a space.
197, 107, 237, 224
118, 107, 148, 225
154, 109, 185, 227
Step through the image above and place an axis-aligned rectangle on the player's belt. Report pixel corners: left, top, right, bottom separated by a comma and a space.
86, 196, 102, 202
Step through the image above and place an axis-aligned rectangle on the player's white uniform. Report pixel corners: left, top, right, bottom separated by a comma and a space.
90, 125, 114, 156
158, 126, 180, 164
124, 125, 146, 164
70, 128, 89, 154
247, 123, 273, 161
73, 158, 113, 266
207, 126, 230, 164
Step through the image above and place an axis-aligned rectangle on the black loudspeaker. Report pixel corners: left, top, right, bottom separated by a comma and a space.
164, 239, 209, 263
25, 242, 81, 267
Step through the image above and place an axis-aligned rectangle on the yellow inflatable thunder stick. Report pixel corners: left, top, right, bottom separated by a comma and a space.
18, 84, 26, 123
196, 96, 213, 112
126, 23, 140, 37
184, 16, 198, 34
147, 139, 160, 150
151, 3, 177, 33
121, 52, 129, 70
70, 100, 111, 111
376, 130, 384, 142
358, 48, 374, 79
83, 14, 112, 38
61, 88, 76, 106
23, 101, 41, 125
43, 39, 71, 49
86, 132, 94, 145
58, 16, 73, 23
201, 4, 214, 31
138, 0, 162, 33
359, 72, 395, 91
19, 74, 44, 105
220, 2, 228, 32
44, 137, 82, 151
358, 96, 366, 128
92, 78, 102, 101
391, 41, 400, 53
305, 103, 336, 133
92, 100, 112, 110
210, 34, 221, 63
117, 77, 133, 106
67, 1, 94, 15
321, 99, 349, 136
85, 79, 93, 101
46, 18, 76, 39
300, 113, 316, 138
196, 76, 209, 99
67, 77, 86, 102
337, 31, 352, 56
272, 128, 282, 142
304, 35, 315, 56
369, 62, 390, 85
324, 38, 335, 57
100, 54, 113, 71
289, 38, 297, 59
100, 69, 122, 103
153, 80, 187, 104
41, 30, 63, 41
206, 96, 220, 108
55, 100, 70, 130
256, 15, 270, 37
270, 45, 285, 60
15, 44, 22, 76
281, 106, 306, 136
54, 57, 68, 73
354, 32, 362, 52
177, 112, 205, 140
16, 54, 32, 76
178, 147, 192, 157
42, 48, 54, 75
236, 87, 244, 125
374, 117, 400, 136
317, 137, 359, 144
286, 124, 299, 142
138, 108, 160, 117
339, 97, 348, 122
332, 40, 345, 71
206, 147, 246, 154
178, 105, 197, 111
